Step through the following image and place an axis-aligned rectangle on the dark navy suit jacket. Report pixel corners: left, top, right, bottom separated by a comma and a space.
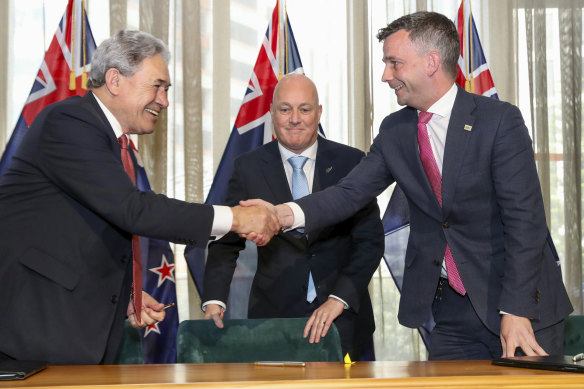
296, 87, 572, 334
0, 92, 214, 364
203, 138, 384, 354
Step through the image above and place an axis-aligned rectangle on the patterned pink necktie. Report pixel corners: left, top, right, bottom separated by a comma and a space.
417, 112, 466, 295
118, 134, 144, 322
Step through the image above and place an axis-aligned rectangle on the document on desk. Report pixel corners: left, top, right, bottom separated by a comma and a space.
255, 361, 306, 367
492, 355, 584, 373
0, 360, 47, 380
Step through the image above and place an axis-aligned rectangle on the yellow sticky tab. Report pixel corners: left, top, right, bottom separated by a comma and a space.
344, 353, 354, 364
464, 124, 472, 131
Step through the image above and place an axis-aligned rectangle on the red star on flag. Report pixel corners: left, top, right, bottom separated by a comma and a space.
149, 254, 175, 288
144, 322, 161, 338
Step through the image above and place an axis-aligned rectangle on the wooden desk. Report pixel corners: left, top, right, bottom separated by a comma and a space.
1, 361, 584, 388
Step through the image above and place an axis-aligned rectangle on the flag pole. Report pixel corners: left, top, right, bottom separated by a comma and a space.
277, 0, 283, 80
284, 1, 289, 76
82, 0, 88, 89
69, 0, 77, 90
468, 0, 475, 93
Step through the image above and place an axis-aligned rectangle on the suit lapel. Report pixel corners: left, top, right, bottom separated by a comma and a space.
260, 141, 293, 204
442, 87, 475, 217
401, 108, 443, 214
313, 137, 337, 193
307, 138, 339, 245
82, 92, 119, 149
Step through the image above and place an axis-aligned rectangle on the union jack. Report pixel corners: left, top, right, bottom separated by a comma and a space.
454, 0, 498, 98
0, 0, 95, 175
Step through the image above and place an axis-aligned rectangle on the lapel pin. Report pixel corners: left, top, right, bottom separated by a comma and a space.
325, 166, 333, 174
464, 124, 472, 131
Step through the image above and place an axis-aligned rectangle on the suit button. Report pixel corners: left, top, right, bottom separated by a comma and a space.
442, 221, 450, 228
433, 259, 441, 266
111, 295, 118, 304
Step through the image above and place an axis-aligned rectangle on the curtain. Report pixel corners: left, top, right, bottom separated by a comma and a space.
0, 1, 11, 151
504, 0, 584, 314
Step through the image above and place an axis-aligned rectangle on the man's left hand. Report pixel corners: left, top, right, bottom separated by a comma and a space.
500, 313, 547, 357
127, 291, 166, 329
303, 298, 344, 344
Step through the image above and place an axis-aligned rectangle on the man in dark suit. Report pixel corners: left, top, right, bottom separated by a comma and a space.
0, 30, 279, 365
202, 73, 384, 360
246, 12, 573, 360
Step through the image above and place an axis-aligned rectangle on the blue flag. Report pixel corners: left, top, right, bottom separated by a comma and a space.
184, 1, 306, 317
132, 146, 179, 363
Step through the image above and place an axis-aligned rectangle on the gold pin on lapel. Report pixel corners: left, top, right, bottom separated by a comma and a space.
464, 124, 472, 131
325, 166, 333, 173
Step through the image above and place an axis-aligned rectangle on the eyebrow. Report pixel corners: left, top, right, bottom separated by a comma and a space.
155, 78, 171, 87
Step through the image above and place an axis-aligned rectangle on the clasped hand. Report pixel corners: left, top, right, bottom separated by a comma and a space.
233, 200, 294, 246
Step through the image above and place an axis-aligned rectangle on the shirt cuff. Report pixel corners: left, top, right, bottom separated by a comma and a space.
202, 300, 227, 312
285, 202, 305, 231
329, 295, 349, 310
210, 205, 232, 240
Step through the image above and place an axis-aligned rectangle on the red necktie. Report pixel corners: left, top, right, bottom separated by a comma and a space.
417, 112, 466, 295
118, 134, 143, 322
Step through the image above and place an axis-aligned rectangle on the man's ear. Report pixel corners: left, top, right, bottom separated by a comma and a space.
104, 68, 121, 96
426, 51, 441, 77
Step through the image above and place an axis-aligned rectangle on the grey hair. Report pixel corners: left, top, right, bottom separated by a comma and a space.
87, 30, 170, 89
376, 11, 460, 80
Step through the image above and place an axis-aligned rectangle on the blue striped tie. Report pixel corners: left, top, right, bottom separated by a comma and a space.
288, 156, 316, 303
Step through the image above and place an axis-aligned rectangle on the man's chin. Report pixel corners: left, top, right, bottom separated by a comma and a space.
128, 128, 155, 135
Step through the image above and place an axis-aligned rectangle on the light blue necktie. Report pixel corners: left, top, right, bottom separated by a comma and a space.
288, 156, 316, 303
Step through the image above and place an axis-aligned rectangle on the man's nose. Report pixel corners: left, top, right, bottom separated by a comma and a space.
289, 109, 300, 123
381, 64, 394, 83
156, 88, 169, 108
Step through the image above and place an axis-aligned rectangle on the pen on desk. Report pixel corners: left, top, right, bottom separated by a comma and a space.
573, 353, 584, 362
254, 361, 306, 367
162, 303, 175, 311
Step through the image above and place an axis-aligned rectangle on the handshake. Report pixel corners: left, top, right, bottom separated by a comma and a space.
230, 200, 294, 246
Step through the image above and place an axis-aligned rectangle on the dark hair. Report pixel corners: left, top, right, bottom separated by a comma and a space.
87, 30, 170, 88
376, 11, 459, 79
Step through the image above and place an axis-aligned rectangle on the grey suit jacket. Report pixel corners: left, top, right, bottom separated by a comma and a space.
296, 87, 573, 334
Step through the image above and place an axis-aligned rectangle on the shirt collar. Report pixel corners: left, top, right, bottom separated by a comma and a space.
93, 93, 124, 140
425, 83, 458, 119
278, 138, 319, 162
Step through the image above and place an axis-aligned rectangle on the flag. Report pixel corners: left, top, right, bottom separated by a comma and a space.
133, 145, 179, 364
0, 0, 95, 176
454, 0, 498, 98
381, 1, 500, 350
184, 0, 306, 317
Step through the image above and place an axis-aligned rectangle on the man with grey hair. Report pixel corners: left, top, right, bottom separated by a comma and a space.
0, 30, 279, 364
246, 11, 572, 360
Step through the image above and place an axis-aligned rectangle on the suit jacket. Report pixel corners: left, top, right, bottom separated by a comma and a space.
0, 92, 214, 364
296, 87, 573, 334
203, 138, 384, 353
